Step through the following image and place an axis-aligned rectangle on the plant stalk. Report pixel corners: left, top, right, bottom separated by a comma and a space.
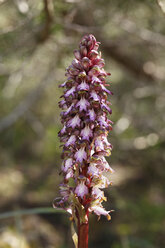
78, 215, 89, 248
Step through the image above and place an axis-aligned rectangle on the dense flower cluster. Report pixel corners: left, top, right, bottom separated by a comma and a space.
54, 34, 113, 223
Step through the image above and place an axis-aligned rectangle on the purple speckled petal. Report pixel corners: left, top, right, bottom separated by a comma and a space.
98, 115, 109, 128
75, 182, 88, 199
90, 205, 110, 217
95, 137, 105, 151
60, 125, 66, 135
77, 81, 89, 91
81, 125, 93, 140
65, 169, 74, 180
88, 109, 96, 121
101, 84, 112, 95
91, 76, 101, 84
102, 136, 112, 149
99, 175, 110, 188
90, 91, 100, 101
62, 158, 73, 172
100, 156, 114, 173
59, 99, 67, 109
75, 147, 87, 163
67, 115, 81, 128
65, 135, 76, 147
59, 81, 67, 88
64, 87, 76, 97
87, 164, 100, 177
76, 97, 89, 111
101, 102, 112, 114
64, 103, 74, 116
92, 187, 104, 199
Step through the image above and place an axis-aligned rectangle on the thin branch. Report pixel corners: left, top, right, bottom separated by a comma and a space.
0, 70, 56, 132
113, 16, 165, 46
38, 0, 54, 42
157, 0, 165, 14
102, 40, 155, 81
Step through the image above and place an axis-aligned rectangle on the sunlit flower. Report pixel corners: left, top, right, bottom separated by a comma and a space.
81, 126, 93, 140
75, 147, 87, 163
65, 135, 76, 147
76, 97, 89, 111
75, 182, 89, 199
54, 34, 113, 223
67, 114, 81, 128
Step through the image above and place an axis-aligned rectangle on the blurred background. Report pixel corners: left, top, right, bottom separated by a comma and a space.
0, 0, 165, 247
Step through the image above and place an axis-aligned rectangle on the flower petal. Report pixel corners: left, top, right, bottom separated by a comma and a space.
87, 164, 100, 177
67, 115, 81, 128
95, 137, 105, 151
77, 81, 89, 91
91, 205, 110, 217
88, 109, 96, 121
60, 125, 66, 135
65, 135, 76, 147
76, 97, 89, 111
64, 87, 76, 97
65, 169, 74, 180
100, 156, 114, 173
98, 115, 109, 128
75, 182, 88, 199
62, 158, 73, 172
92, 187, 104, 199
75, 147, 87, 163
81, 125, 93, 140
63, 103, 74, 116
90, 91, 100, 101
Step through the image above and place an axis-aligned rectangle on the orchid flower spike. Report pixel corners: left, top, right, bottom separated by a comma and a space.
54, 34, 113, 226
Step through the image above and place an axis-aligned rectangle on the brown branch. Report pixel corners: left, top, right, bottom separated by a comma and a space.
38, 0, 54, 42
102, 40, 155, 81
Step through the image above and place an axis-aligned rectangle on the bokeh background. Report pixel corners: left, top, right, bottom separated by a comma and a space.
0, 0, 165, 247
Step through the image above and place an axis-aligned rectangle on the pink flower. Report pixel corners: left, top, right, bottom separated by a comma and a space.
64, 86, 75, 97
90, 205, 110, 219
87, 163, 100, 177
75, 182, 88, 199
54, 34, 113, 222
92, 187, 104, 199
88, 109, 96, 121
65, 135, 76, 147
75, 147, 87, 163
90, 91, 100, 102
81, 125, 93, 140
76, 97, 89, 111
62, 158, 73, 172
77, 81, 89, 91
67, 114, 81, 128
63, 103, 74, 116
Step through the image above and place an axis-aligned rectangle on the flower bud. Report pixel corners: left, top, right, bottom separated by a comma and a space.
80, 46, 88, 57
89, 50, 98, 60
81, 57, 91, 70
74, 49, 81, 60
